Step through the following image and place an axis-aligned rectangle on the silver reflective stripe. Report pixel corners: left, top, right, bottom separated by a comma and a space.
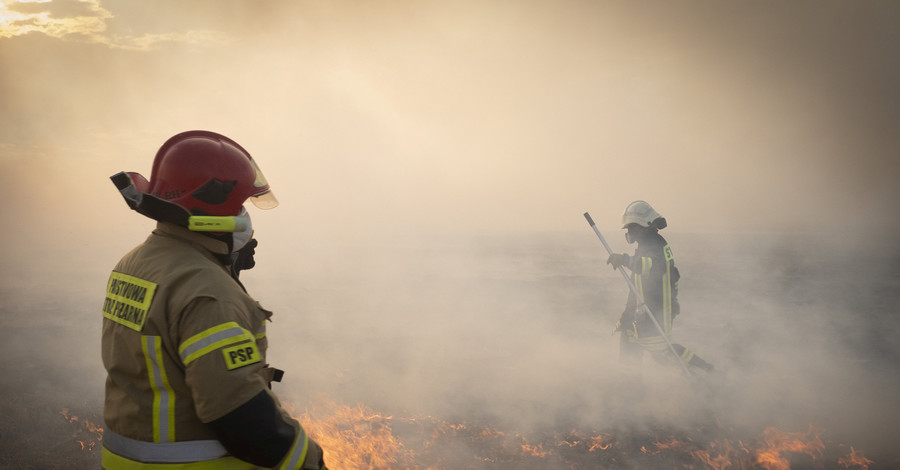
179, 325, 249, 364
103, 429, 228, 463
279, 427, 309, 470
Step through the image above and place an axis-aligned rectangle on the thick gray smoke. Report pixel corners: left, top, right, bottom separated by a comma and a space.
249, 225, 900, 458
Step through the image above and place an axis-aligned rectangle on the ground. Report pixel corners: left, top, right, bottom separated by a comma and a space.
2, 231, 898, 469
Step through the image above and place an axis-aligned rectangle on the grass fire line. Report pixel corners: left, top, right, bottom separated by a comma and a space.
271, 399, 878, 470
40, 392, 880, 468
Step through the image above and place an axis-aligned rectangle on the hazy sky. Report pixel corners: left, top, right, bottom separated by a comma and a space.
3, 2, 900, 462
2, 0, 899, 244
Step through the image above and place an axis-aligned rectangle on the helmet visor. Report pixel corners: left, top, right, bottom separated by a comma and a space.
248, 158, 278, 209
249, 189, 279, 209
250, 158, 269, 189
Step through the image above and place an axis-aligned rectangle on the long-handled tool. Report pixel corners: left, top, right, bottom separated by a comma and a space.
583, 212, 692, 377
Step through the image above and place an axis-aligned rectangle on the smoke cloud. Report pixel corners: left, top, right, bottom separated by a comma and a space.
2, 0, 899, 466
253, 228, 900, 455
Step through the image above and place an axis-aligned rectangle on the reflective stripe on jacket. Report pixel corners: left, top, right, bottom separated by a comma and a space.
102, 428, 255, 469
102, 425, 314, 470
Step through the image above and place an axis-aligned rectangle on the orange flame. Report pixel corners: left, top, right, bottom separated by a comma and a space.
60, 398, 886, 469
838, 446, 874, 469
555, 432, 611, 452
639, 437, 691, 456
654, 437, 689, 451
520, 443, 549, 458
286, 399, 622, 469
587, 434, 612, 452
61, 408, 104, 452
293, 399, 415, 470
754, 425, 825, 470
691, 439, 746, 470
282, 399, 881, 470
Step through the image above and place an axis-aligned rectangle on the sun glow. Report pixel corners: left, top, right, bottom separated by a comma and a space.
0, 0, 225, 49
0, 0, 110, 39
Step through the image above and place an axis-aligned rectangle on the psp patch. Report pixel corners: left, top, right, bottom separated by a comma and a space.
103, 272, 157, 331
222, 342, 261, 370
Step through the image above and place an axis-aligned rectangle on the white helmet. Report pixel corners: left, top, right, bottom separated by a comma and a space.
622, 200, 667, 229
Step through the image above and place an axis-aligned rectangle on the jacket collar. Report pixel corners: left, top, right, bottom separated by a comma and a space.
154, 222, 231, 257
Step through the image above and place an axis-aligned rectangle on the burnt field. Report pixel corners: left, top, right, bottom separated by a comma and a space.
2, 231, 899, 469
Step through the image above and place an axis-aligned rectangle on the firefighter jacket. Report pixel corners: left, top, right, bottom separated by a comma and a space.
101, 222, 315, 469
619, 231, 680, 340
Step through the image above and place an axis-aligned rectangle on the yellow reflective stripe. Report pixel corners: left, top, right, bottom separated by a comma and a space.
641, 256, 652, 275
255, 320, 267, 340
680, 348, 695, 363
662, 271, 672, 334
635, 256, 652, 300
634, 270, 643, 299
142, 336, 175, 443
278, 426, 310, 470
102, 447, 255, 470
636, 335, 669, 350
662, 245, 674, 334
178, 322, 254, 365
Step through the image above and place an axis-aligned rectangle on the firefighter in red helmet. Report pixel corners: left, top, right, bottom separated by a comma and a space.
607, 201, 714, 380
102, 131, 327, 469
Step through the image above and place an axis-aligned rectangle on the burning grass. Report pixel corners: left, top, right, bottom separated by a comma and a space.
0, 384, 103, 469
0, 384, 889, 470
288, 397, 884, 470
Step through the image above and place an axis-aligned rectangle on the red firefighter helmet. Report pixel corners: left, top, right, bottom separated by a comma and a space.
136, 130, 277, 216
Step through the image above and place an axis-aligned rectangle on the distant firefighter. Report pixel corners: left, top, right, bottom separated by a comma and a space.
607, 201, 714, 380
101, 131, 327, 469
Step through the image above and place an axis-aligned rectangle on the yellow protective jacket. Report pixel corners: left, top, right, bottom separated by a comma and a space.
101, 222, 314, 469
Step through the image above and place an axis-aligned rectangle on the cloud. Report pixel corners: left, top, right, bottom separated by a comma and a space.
0, 0, 227, 50
1, 0, 111, 38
